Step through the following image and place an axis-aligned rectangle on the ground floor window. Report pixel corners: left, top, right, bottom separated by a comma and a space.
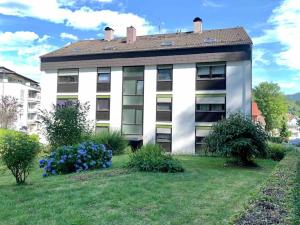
195, 127, 211, 154
156, 127, 172, 152
95, 125, 109, 134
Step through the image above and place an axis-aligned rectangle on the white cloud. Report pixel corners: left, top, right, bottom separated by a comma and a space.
60, 32, 78, 41
202, 0, 222, 8
253, 48, 270, 66
252, 0, 300, 70
0, 0, 155, 36
278, 81, 297, 89
0, 31, 57, 82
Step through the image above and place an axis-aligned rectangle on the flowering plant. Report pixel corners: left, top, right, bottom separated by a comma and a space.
39, 141, 112, 177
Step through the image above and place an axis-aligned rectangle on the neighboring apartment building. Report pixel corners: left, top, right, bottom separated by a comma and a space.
40, 18, 252, 154
0, 67, 41, 133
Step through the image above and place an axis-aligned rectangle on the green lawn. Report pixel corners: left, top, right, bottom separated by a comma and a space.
0, 155, 276, 225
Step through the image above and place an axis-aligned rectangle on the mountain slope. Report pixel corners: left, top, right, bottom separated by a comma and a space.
286, 92, 300, 101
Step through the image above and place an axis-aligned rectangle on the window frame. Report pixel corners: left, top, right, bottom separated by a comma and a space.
96, 98, 110, 112
157, 65, 173, 82
97, 67, 111, 83
196, 63, 226, 80
196, 103, 225, 112
57, 69, 79, 84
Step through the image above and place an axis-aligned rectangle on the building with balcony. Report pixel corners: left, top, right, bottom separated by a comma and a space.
0, 67, 41, 133
40, 17, 252, 154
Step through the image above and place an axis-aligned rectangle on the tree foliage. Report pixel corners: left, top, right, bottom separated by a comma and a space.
0, 96, 21, 129
204, 113, 268, 165
40, 101, 92, 148
253, 82, 288, 132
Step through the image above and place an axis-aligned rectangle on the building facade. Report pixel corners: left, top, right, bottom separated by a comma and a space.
0, 67, 41, 134
40, 18, 252, 154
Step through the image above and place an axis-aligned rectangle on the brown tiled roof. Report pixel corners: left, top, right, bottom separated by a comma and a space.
41, 27, 252, 58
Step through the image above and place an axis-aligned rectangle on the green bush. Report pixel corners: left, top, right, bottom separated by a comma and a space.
0, 130, 40, 184
267, 142, 295, 161
88, 131, 128, 155
203, 113, 268, 166
40, 101, 92, 148
268, 136, 285, 144
127, 144, 184, 173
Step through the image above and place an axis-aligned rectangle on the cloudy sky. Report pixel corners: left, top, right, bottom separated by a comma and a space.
0, 0, 299, 94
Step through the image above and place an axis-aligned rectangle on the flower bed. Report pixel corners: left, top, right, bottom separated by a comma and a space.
39, 142, 112, 177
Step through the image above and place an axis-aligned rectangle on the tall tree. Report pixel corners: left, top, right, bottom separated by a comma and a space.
0, 96, 21, 129
253, 82, 288, 132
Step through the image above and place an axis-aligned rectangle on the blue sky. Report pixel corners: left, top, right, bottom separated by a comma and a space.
0, 0, 299, 94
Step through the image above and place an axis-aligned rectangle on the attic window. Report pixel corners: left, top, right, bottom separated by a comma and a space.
161, 41, 175, 46
103, 46, 115, 50
204, 38, 217, 43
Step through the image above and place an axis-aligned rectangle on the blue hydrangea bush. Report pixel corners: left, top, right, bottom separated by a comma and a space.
39, 141, 112, 177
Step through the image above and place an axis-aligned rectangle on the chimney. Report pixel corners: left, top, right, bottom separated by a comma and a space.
104, 27, 114, 41
193, 17, 202, 33
127, 26, 136, 44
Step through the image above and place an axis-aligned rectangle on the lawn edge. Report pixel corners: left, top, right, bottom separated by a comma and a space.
229, 150, 300, 225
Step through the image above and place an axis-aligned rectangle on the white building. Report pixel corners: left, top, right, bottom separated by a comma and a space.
0, 67, 41, 134
287, 114, 300, 139
40, 18, 252, 154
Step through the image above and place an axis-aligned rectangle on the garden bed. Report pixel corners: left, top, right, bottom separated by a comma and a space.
233, 150, 300, 225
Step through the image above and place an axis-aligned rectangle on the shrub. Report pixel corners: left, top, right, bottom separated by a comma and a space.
0, 130, 40, 184
39, 101, 92, 148
267, 142, 295, 161
203, 113, 268, 166
88, 131, 128, 155
268, 136, 285, 144
127, 144, 184, 173
39, 141, 112, 176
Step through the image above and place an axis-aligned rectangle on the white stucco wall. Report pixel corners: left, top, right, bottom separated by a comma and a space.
40, 70, 57, 111
78, 68, 97, 123
110, 67, 122, 131
226, 60, 252, 116
143, 65, 157, 144
172, 63, 196, 154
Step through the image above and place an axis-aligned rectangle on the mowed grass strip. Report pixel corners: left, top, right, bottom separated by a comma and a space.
0, 155, 276, 225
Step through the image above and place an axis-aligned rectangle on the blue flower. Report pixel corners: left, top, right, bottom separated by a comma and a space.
51, 170, 57, 175
106, 161, 112, 168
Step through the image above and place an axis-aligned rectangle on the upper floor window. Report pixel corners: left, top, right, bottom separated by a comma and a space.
157, 65, 172, 91
196, 63, 225, 80
57, 69, 79, 93
196, 104, 225, 112
97, 68, 111, 92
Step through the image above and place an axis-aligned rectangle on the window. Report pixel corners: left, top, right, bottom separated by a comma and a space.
96, 98, 110, 120
195, 96, 226, 122
56, 98, 77, 108
122, 66, 144, 138
157, 65, 172, 81
96, 126, 109, 134
156, 127, 172, 152
97, 98, 110, 111
97, 68, 110, 83
195, 128, 211, 153
157, 65, 172, 91
97, 68, 111, 92
57, 69, 79, 93
196, 104, 225, 112
196, 63, 225, 79
156, 97, 172, 122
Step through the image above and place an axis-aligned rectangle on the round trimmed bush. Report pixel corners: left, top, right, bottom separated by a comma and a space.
203, 113, 268, 166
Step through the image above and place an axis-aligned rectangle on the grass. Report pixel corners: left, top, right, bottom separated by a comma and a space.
0, 155, 277, 225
